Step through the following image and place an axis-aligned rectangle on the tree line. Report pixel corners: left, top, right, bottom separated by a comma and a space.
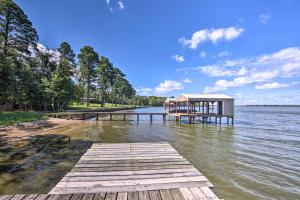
0, 0, 165, 111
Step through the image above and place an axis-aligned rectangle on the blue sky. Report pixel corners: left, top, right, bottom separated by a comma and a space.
16, 0, 300, 104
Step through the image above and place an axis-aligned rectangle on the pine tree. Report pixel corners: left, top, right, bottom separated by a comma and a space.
0, 0, 38, 57
78, 46, 99, 106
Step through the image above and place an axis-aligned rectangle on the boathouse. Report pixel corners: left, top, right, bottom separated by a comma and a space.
164, 94, 234, 124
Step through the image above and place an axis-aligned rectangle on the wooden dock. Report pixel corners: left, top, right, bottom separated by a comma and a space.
46, 112, 167, 121
169, 113, 234, 125
0, 188, 218, 200
45, 142, 219, 199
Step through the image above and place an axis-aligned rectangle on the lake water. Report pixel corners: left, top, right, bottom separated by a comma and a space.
0, 106, 299, 200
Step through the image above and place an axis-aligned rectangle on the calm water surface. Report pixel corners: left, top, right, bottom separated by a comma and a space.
0, 106, 299, 200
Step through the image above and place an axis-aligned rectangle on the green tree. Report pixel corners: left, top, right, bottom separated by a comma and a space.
0, 0, 38, 57
0, 0, 38, 107
78, 46, 99, 106
57, 42, 76, 77
96, 56, 115, 106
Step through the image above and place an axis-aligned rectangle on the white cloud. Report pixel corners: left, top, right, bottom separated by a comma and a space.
199, 47, 300, 93
155, 80, 184, 94
136, 88, 153, 96
172, 54, 185, 63
200, 51, 206, 58
183, 78, 192, 83
255, 82, 289, 90
204, 70, 279, 93
34, 43, 60, 62
259, 14, 271, 24
105, 0, 124, 11
179, 26, 244, 49
199, 65, 247, 77
218, 51, 230, 57
118, 1, 124, 10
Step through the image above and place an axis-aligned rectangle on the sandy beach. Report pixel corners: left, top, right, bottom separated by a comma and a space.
0, 118, 83, 141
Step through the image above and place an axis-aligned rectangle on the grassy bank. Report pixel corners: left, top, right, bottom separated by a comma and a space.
0, 111, 46, 126
67, 103, 132, 110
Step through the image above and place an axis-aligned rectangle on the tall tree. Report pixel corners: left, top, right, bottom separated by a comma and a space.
0, 0, 38, 57
57, 42, 75, 77
0, 0, 38, 107
78, 46, 99, 106
96, 56, 115, 106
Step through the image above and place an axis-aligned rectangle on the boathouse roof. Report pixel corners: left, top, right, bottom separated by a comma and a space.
176, 93, 234, 102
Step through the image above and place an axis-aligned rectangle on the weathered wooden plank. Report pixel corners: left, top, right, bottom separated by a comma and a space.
93, 193, 105, 200
127, 192, 138, 200
179, 188, 196, 200
199, 187, 219, 200
33, 195, 49, 200
72, 165, 197, 172
55, 176, 208, 188
21, 195, 38, 200
79, 156, 183, 161
66, 168, 199, 177
169, 189, 184, 200
82, 154, 180, 158
73, 163, 191, 169
10, 195, 26, 200
116, 193, 127, 200
69, 194, 83, 200
148, 191, 162, 200
57, 194, 73, 200
84, 151, 179, 155
0, 195, 13, 200
91, 143, 169, 147
75, 161, 189, 168
159, 190, 173, 200
189, 188, 206, 200
81, 194, 94, 200
62, 171, 202, 182
104, 193, 117, 200
75, 159, 191, 167
51, 181, 209, 194
46, 194, 62, 200
138, 191, 149, 200
77, 158, 187, 164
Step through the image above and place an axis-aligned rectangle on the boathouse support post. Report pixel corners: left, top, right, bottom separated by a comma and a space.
123, 114, 126, 121
110, 114, 112, 120
137, 114, 139, 121
150, 114, 153, 121
96, 114, 99, 121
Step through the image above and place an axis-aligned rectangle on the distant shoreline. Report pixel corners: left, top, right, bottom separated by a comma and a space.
236, 105, 300, 107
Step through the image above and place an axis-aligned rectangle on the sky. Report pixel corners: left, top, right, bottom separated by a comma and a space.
16, 0, 300, 105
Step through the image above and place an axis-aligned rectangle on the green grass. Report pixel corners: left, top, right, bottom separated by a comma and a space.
67, 102, 131, 110
0, 111, 46, 126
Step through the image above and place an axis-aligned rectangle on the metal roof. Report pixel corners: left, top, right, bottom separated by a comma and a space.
176, 93, 234, 101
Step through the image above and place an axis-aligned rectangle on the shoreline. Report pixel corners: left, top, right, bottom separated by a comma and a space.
0, 118, 83, 141
0, 106, 142, 140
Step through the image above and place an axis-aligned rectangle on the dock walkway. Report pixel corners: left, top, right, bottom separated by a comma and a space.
48, 142, 219, 199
